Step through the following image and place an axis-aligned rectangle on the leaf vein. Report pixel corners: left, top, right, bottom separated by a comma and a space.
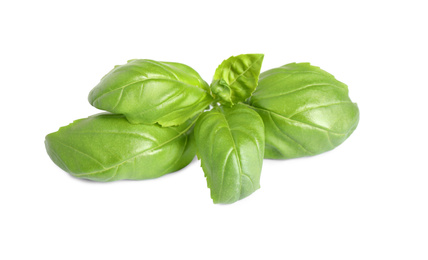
52, 139, 107, 169
288, 101, 353, 118
268, 112, 313, 155
219, 113, 245, 198
246, 103, 348, 136
255, 83, 345, 100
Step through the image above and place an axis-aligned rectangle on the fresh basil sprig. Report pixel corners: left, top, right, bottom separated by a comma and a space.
45, 54, 359, 204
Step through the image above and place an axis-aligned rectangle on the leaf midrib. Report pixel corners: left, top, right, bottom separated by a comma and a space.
219, 111, 254, 200
253, 83, 346, 100
246, 103, 351, 136
91, 78, 208, 106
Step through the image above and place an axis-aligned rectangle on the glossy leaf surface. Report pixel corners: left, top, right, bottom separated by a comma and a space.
45, 113, 196, 181
88, 59, 212, 126
194, 104, 264, 204
210, 54, 264, 106
249, 63, 359, 159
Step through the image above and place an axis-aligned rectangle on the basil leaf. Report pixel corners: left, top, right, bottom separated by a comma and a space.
194, 104, 264, 204
45, 113, 196, 181
88, 59, 213, 126
248, 63, 359, 159
210, 54, 264, 106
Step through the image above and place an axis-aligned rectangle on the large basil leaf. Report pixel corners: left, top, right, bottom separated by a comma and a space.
210, 54, 264, 106
248, 63, 359, 159
194, 104, 264, 204
88, 59, 213, 126
45, 113, 196, 181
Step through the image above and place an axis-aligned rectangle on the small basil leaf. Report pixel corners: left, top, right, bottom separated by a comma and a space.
210, 79, 232, 104
88, 59, 213, 126
45, 113, 196, 181
249, 62, 359, 159
194, 104, 264, 204
211, 54, 264, 106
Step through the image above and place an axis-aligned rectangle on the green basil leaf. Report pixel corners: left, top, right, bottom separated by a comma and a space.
88, 59, 213, 126
210, 54, 264, 106
45, 113, 196, 181
194, 104, 264, 204
248, 62, 359, 159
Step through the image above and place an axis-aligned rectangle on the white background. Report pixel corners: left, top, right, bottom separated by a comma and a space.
1, 0, 427, 259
